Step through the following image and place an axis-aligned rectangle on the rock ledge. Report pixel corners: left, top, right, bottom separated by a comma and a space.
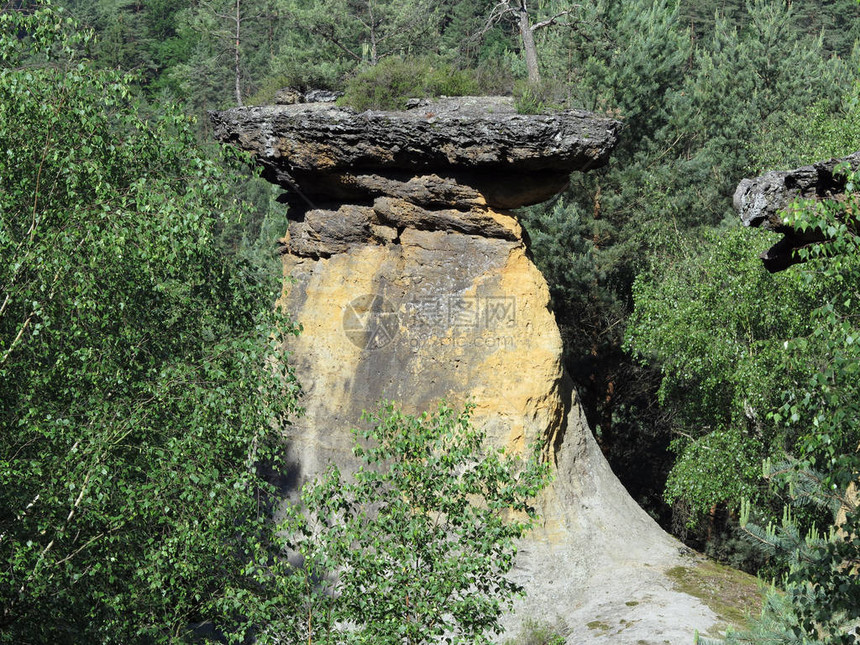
210, 96, 620, 212
734, 151, 860, 271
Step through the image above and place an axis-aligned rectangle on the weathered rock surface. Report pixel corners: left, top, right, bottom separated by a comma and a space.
277, 228, 566, 483
734, 151, 860, 271
273, 87, 344, 105
209, 96, 619, 209
212, 96, 749, 644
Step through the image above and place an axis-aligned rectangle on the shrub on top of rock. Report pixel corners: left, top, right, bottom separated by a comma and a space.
338, 55, 483, 111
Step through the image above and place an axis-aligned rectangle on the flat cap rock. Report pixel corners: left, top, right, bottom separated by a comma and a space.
734, 151, 860, 271
209, 96, 620, 209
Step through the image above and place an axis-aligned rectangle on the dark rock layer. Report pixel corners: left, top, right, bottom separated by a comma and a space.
210, 96, 620, 212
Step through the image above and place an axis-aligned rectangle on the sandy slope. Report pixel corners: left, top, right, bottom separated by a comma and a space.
499, 401, 749, 645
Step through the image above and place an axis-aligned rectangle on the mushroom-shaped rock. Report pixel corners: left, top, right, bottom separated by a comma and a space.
210, 96, 736, 643
206, 95, 623, 477
734, 151, 860, 272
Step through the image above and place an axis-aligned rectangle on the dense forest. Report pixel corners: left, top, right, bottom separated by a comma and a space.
2, 0, 860, 642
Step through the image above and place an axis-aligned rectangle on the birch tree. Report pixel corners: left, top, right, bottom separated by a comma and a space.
481, 0, 582, 84
0, 5, 303, 640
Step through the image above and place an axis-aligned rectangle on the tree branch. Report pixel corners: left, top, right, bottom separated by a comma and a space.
308, 24, 363, 62
474, 0, 518, 40
531, 7, 580, 32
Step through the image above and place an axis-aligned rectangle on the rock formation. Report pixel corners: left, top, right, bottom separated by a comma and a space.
212, 96, 745, 644
210, 96, 618, 478
734, 151, 860, 272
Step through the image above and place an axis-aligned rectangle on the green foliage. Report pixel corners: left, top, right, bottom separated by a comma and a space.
339, 55, 482, 111
286, 401, 551, 644
717, 472, 860, 644
512, 79, 565, 114
625, 227, 822, 518
279, 0, 442, 67
713, 169, 860, 644
616, 0, 859, 553
61, 0, 198, 98
526, 3, 854, 494
0, 4, 302, 641
789, 0, 860, 59
775, 167, 860, 484
518, 198, 600, 323
679, 0, 745, 40
245, 73, 302, 106
665, 429, 763, 521
753, 87, 860, 172
682, 0, 860, 57
436, 0, 513, 64
667, 0, 851, 227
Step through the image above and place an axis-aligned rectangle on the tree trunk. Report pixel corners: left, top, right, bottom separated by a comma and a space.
517, 1, 541, 85
369, 32, 378, 66
234, 0, 242, 106
835, 442, 860, 539
368, 1, 379, 65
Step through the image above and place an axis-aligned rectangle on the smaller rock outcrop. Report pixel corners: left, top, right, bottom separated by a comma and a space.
273, 87, 344, 105
734, 151, 860, 272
